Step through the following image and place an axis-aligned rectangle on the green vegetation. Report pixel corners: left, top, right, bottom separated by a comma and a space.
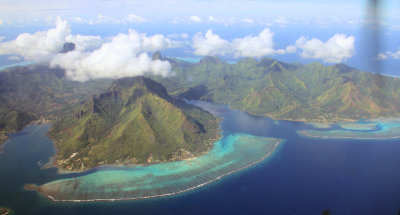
0, 65, 111, 145
49, 77, 220, 170
151, 54, 400, 122
2, 53, 400, 169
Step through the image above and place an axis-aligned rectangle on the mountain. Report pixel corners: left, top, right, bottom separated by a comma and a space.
48, 76, 220, 171
0, 65, 112, 145
151, 56, 400, 122
2, 54, 400, 164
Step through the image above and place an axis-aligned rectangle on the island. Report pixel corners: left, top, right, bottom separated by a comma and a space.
48, 76, 220, 171
28, 134, 283, 201
2, 53, 400, 201
298, 119, 400, 139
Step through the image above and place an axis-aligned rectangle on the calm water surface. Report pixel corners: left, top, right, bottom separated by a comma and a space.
1, 101, 400, 215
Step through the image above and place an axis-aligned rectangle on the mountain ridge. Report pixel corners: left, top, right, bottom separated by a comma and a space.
149, 54, 400, 122
48, 76, 220, 171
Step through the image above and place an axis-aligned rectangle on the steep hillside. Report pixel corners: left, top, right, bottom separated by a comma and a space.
49, 76, 220, 171
0, 65, 112, 145
150, 54, 400, 122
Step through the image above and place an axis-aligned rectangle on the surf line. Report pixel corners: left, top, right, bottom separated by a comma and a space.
34, 140, 283, 202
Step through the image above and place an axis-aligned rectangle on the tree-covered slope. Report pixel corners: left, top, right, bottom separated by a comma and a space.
0, 65, 112, 145
49, 76, 220, 171
151, 53, 400, 122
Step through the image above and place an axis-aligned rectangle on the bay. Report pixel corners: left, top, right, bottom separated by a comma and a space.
1, 101, 400, 215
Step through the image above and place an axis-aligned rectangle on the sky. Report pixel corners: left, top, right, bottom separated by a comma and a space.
0, 0, 399, 81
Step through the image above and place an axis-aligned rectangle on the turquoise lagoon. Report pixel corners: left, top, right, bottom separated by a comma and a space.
299, 119, 400, 139
2, 101, 400, 214
34, 134, 282, 201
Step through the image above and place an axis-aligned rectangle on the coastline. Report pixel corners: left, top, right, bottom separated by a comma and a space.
29, 139, 283, 202
0, 118, 53, 153
298, 131, 400, 140
45, 124, 223, 173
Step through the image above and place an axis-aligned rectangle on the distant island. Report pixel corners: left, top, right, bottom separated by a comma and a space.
1, 52, 400, 170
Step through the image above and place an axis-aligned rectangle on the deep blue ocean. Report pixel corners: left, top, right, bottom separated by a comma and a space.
1, 101, 400, 215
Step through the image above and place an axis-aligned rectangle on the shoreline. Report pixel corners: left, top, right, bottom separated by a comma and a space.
29, 139, 283, 202
298, 132, 400, 140
45, 128, 223, 174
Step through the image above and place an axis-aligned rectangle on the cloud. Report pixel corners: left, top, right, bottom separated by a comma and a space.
71, 14, 146, 25
243, 18, 254, 25
0, 17, 70, 63
377, 53, 387, 60
0, 19, 3, 25
0, 17, 178, 82
167, 33, 189, 39
7, 56, 21, 61
380, 48, 400, 60
285, 45, 297, 53
193, 30, 231, 56
50, 29, 177, 82
275, 16, 288, 25
0, 36, 5, 42
125, 14, 147, 23
295, 34, 355, 63
189, 16, 202, 23
192, 28, 284, 58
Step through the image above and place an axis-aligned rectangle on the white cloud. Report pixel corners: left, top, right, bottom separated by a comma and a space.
7, 56, 21, 61
232, 29, 285, 57
275, 16, 288, 25
381, 48, 400, 60
0, 18, 178, 82
295, 34, 355, 63
0, 36, 5, 42
377, 53, 387, 60
0, 19, 3, 25
189, 16, 202, 23
193, 30, 231, 56
125, 14, 147, 23
50, 29, 176, 82
167, 33, 189, 39
243, 18, 254, 25
0, 17, 70, 63
71, 14, 146, 25
208, 16, 220, 23
192, 28, 284, 58
285, 45, 297, 53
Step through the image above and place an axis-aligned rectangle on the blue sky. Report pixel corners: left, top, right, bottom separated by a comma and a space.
0, 0, 399, 79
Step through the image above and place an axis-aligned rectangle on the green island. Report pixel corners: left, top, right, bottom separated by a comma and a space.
28, 134, 283, 201
1, 51, 400, 171
48, 76, 220, 171
298, 119, 400, 139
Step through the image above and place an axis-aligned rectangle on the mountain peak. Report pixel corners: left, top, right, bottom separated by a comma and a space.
152, 51, 166, 61
61, 42, 76, 53
200, 56, 222, 64
108, 76, 170, 102
257, 57, 276, 67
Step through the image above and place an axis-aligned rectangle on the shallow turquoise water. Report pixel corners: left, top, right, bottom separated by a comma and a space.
37, 134, 282, 201
2, 101, 400, 214
0, 61, 34, 71
298, 119, 400, 139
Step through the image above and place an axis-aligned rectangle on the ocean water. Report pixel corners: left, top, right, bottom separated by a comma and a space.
0, 61, 34, 71
1, 101, 400, 214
